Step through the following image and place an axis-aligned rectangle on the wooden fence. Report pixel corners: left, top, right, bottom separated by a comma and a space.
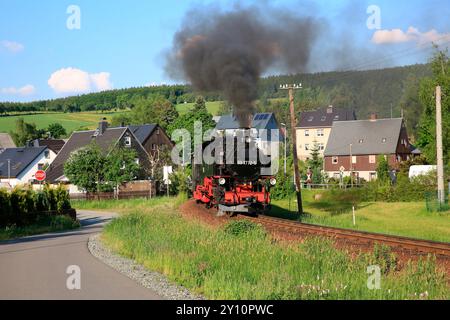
70, 190, 153, 201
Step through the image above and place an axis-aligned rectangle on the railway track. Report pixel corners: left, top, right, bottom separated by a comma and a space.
242, 215, 450, 258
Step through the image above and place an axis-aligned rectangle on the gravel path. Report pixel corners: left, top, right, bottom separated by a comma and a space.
88, 234, 203, 300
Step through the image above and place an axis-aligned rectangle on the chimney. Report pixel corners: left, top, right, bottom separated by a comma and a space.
99, 118, 108, 135
370, 113, 378, 121
326, 105, 333, 114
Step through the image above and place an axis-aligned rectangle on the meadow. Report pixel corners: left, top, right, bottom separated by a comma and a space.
75, 197, 449, 300
0, 111, 129, 134
270, 190, 450, 242
175, 101, 222, 116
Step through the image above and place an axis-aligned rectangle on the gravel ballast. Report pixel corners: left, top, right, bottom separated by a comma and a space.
88, 234, 202, 300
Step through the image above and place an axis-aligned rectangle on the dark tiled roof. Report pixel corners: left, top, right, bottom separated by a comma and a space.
324, 118, 404, 156
0, 133, 16, 149
45, 128, 127, 182
298, 107, 356, 128
32, 139, 65, 154
0, 147, 46, 178
216, 113, 275, 130
127, 124, 157, 144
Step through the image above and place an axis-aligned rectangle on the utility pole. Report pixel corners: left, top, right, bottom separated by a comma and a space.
281, 123, 287, 175
349, 144, 353, 188
280, 84, 303, 215
436, 86, 445, 204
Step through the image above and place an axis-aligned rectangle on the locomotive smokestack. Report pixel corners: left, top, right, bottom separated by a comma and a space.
165, 5, 320, 128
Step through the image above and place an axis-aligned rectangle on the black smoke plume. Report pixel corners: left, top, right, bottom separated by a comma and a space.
166, 5, 321, 127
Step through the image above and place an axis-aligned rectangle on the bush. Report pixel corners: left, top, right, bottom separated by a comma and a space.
0, 189, 12, 226
223, 220, 266, 237
0, 185, 72, 227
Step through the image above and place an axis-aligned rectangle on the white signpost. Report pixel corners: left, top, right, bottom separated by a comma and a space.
163, 166, 173, 196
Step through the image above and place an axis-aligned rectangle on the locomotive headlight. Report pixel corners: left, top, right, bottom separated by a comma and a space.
270, 178, 277, 186
218, 178, 226, 185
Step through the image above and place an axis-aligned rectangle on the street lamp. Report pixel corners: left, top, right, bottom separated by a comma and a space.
280, 123, 287, 175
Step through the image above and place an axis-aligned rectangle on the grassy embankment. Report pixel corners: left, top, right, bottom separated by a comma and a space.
270, 190, 450, 243
0, 215, 80, 241
74, 197, 449, 300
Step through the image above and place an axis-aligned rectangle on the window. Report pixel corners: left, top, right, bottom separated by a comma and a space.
369, 155, 376, 164
318, 143, 325, 151
124, 136, 131, 147
156, 128, 160, 135
352, 156, 357, 164
305, 144, 310, 151
370, 172, 377, 181
321, 116, 326, 121
307, 116, 314, 122
305, 130, 310, 137
332, 156, 339, 164
317, 129, 324, 137
44, 150, 50, 159
152, 143, 157, 150
334, 115, 340, 120
358, 139, 364, 144
38, 163, 44, 170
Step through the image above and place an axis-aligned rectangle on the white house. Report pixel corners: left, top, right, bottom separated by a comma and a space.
0, 146, 57, 189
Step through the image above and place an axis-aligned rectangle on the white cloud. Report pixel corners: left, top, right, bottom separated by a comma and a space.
372, 27, 450, 46
0, 84, 35, 96
1, 40, 24, 53
48, 67, 113, 94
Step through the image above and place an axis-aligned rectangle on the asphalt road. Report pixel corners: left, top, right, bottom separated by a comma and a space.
0, 210, 163, 300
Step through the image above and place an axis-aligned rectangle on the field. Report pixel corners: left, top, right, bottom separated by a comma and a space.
74, 197, 449, 300
0, 111, 129, 134
0, 101, 222, 135
175, 101, 222, 116
270, 190, 450, 242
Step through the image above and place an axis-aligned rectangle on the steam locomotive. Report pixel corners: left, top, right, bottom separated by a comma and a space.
193, 129, 276, 216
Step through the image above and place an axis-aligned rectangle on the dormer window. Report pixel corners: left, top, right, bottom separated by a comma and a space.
125, 136, 131, 147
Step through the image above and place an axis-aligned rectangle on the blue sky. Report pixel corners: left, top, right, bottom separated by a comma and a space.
0, 0, 449, 102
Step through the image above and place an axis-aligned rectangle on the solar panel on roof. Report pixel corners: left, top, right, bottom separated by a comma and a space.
255, 114, 262, 120
262, 114, 269, 120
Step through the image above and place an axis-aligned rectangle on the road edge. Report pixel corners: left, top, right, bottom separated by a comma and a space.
87, 234, 203, 300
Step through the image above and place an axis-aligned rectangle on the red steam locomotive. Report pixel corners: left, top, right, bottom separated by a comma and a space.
193, 130, 276, 216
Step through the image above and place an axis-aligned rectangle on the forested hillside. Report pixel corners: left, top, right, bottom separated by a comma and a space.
0, 64, 431, 137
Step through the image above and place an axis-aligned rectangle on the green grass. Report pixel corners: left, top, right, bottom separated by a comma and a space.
0, 111, 130, 134
175, 101, 222, 116
0, 215, 80, 241
97, 200, 448, 300
270, 190, 450, 242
